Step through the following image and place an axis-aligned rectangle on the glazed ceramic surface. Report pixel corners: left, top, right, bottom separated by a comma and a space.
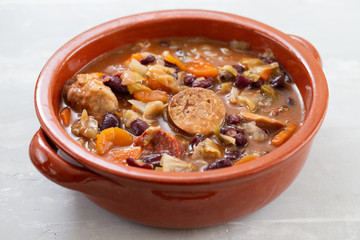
30, 10, 328, 228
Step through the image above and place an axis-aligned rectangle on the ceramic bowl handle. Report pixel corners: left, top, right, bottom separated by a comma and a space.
289, 34, 322, 67
29, 129, 125, 198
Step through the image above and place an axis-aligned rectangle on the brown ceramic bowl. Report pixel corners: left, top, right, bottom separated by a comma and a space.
29, 10, 328, 228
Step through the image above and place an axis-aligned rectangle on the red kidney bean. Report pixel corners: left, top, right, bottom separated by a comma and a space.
279, 65, 293, 83
100, 113, 121, 131
140, 55, 155, 65
130, 119, 149, 136
225, 150, 242, 161
142, 153, 163, 162
192, 77, 213, 88
234, 133, 247, 146
270, 75, 285, 88
287, 97, 295, 106
232, 64, 245, 73
189, 134, 205, 147
220, 126, 244, 137
251, 78, 265, 88
102, 75, 129, 95
147, 160, 161, 168
141, 153, 169, 168
205, 159, 232, 170
226, 114, 243, 125
235, 74, 252, 89
126, 157, 153, 169
164, 60, 179, 72
183, 75, 196, 86
261, 57, 276, 64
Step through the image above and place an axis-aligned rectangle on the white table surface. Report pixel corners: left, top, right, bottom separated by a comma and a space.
1, 0, 360, 239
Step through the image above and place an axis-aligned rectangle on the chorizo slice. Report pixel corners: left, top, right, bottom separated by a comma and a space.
168, 88, 226, 135
134, 127, 185, 158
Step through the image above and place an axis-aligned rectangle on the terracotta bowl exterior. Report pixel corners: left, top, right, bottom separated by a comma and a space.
29, 10, 328, 228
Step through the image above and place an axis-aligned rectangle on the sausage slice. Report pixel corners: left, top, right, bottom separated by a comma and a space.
168, 88, 226, 135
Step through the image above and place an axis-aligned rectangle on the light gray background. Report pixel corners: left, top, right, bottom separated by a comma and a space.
1, 0, 359, 239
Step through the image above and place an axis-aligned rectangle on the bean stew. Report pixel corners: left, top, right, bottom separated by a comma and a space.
60, 38, 304, 172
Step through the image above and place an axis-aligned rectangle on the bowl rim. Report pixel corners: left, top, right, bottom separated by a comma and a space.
34, 9, 328, 184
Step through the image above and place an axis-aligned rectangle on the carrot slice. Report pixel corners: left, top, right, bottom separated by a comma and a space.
60, 107, 71, 127
124, 52, 144, 64
96, 127, 133, 155
133, 90, 168, 103
234, 155, 258, 166
258, 67, 273, 80
164, 53, 186, 70
105, 146, 142, 164
145, 78, 173, 93
164, 53, 218, 77
271, 124, 298, 147
186, 58, 218, 77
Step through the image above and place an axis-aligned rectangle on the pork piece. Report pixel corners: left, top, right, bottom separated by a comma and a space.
143, 101, 165, 118
168, 88, 226, 135
160, 154, 196, 172
192, 138, 221, 160
229, 87, 264, 112
239, 110, 285, 130
134, 127, 185, 158
244, 121, 268, 142
65, 73, 118, 118
71, 109, 98, 140
123, 110, 142, 128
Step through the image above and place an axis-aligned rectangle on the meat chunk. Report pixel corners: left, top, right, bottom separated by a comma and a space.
134, 127, 185, 158
143, 101, 165, 118
160, 154, 196, 172
192, 138, 221, 160
71, 109, 98, 140
123, 110, 142, 128
240, 110, 285, 130
229, 87, 264, 112
65, 73, 118, 118
244, 121, 268, 142
168, 88, 226, 135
